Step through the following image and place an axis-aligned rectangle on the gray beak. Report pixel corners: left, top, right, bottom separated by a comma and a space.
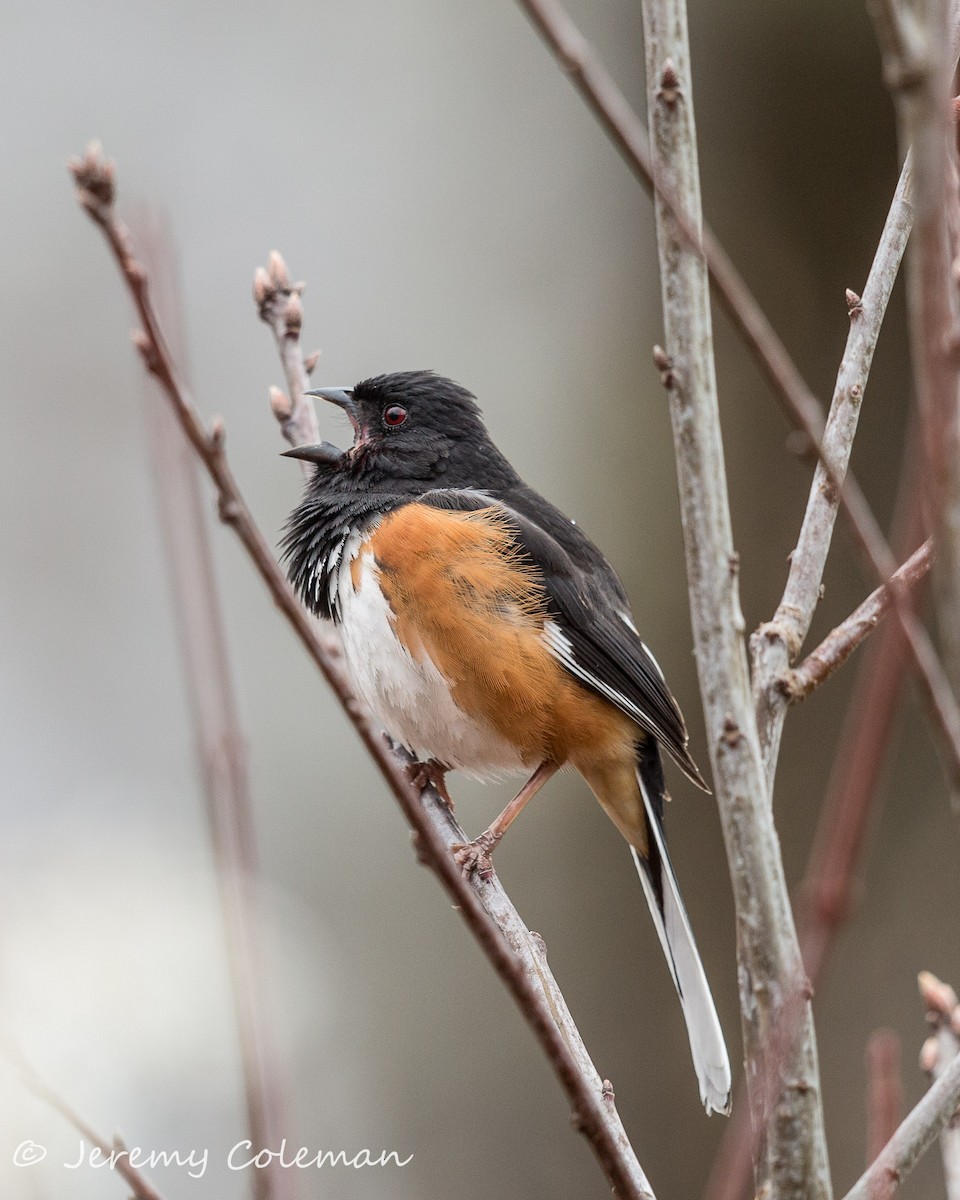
305, 387, 359, 430
281, 440, 345, 465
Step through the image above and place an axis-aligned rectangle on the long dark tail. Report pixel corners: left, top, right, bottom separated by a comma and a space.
633, 743, 731, 1115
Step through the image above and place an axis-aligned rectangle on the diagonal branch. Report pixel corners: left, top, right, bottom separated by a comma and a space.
3, 1039, 166, 1200
842, 988, 960, 1200
783, 538, 933, 703
639, 2, 830, 1197
752, 156, 916, 780
68, 142, 656, 1200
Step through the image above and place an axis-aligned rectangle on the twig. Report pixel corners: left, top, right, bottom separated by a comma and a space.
870, 0, 960, 705
866, 1030, 904, 1172
919, 971, 960, 1200
752, 155, 915, 780
2, 1039, 166, 1200
141, 214, 291, 1200
843, 997, 960, 1200
784, 539, 933, 703
639, 3, 830, 1197
253, 255, 321, 458
69, 142, 656, 1200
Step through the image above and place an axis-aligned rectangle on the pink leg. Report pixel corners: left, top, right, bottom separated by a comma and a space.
452, 761, 560, 878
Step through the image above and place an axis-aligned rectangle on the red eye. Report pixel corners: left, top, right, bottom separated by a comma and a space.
383, 405, 407, 427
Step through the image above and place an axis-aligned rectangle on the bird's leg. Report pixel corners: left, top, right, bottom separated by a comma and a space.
452, 760, 559, 879
406, 758, 454, 808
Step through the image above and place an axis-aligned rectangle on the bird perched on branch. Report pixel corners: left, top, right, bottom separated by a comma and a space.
282, 370, 731, 1114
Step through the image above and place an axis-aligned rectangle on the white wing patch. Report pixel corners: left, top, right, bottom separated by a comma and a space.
542, 619, 667, 746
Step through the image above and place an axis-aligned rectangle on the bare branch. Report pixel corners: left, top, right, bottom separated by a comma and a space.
253, 253, 321, 459
140, 215, 291, 1200
866, 1030, 904, 1169
784, 539, 933, 703
70, 144, 656, 1200
843, 980, 960, 1200
752, 156, 915, 777
706, 459, 925, 1200
870, 0, 960, 705
3, 1039, 166, 1200
919, 971, 960, 1200
639, 2, 830, 1195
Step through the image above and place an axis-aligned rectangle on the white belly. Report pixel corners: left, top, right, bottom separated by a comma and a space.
334, 540, 526, 777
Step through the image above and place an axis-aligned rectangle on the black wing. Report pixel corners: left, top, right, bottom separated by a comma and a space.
419, 487, 708, 790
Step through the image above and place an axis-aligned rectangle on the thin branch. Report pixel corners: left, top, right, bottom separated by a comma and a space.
3, 1039, 166, 1200
69, 143, 656, 1200
752, 156, 915, 780
141, 216, 291, 1200
705, 449, 925, 1200
784, 539, 933, 703
253, 254, 321, 458
870, 0, 960, 706
919, 971, 960, 1200
639, 3, 830, 1197
866, 1030, 904, 1170
843, 998, 960, 1200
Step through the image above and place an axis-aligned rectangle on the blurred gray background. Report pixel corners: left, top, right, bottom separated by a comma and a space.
1, 1, 957, 1197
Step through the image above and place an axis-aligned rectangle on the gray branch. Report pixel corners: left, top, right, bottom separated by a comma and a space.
639, 2, 831, 1197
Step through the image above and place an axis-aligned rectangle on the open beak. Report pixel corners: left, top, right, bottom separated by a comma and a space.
281, 440, 345, 465
305, 387, 360, 436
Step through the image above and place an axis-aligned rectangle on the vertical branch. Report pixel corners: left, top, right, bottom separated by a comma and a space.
870, 0, 960, 699
706, 445, 925, 1200
866, 1030, 904, 1172
639, 3, 830, 1198
140, 217, 291, 1200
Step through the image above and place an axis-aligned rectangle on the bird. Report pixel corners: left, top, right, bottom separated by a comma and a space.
281, 369, 731, 1115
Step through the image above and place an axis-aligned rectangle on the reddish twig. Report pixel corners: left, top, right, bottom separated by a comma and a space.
866, 1030, 904, 1174
140, 213, 292, 1200
870, 1, 960, 702
69, 142, 655, 1200
784, 539, 933, 703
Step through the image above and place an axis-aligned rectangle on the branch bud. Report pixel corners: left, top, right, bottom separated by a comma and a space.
253, 266, 272, 306
845, 288, 863, 317
268, 250, 290, 288
269, 386, 292, 422
304, 349, 321, 375
284, 293, 303, 334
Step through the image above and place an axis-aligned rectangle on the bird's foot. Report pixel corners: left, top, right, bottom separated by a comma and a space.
406, 759, 454, 808
452, 831, 501, 880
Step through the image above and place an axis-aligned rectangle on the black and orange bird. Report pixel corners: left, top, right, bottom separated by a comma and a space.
282, 370, 731, 1114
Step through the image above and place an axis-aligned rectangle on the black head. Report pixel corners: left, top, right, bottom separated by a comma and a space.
283, 370, 518, 493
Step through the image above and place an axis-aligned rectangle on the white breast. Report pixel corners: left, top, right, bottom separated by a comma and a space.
333, 535, 526, 778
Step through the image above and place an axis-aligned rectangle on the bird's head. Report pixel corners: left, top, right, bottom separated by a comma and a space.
283, 370, 515, 491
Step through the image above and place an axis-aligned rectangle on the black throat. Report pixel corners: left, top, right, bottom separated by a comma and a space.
281, 482, 404, 622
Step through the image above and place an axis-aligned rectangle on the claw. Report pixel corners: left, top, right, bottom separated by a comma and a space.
406, 759, 453, 808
